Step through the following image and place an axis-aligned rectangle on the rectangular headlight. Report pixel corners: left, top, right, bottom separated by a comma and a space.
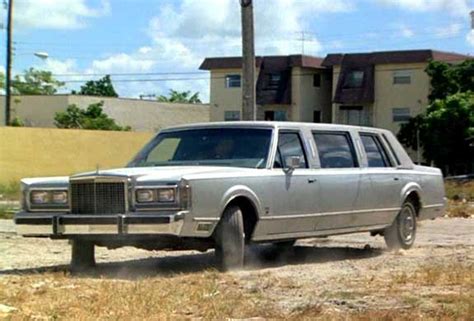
29, 190, 69, 209
135, 188, 176, 203
157, 188, 175, 202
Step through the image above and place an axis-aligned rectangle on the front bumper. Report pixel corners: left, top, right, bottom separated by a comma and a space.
14, 211, 187, 237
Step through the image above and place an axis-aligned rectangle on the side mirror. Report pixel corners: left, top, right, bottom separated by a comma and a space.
284, 156, 301, 171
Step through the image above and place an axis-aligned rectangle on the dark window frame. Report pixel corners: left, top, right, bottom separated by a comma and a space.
312, 130, 359, 169
360, 133, 394, 168
313, 74, 321, 87
343, 70, 364, 89
274, 130, 309, 169
266, 73, 282, 90
225, 74, 241, 88
381, 133, 401, 166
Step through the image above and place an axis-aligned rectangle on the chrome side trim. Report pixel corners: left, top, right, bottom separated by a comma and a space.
422, 203, 445, 209
260, 207, 401, 220
253, 224, 388, 241
193, 217, 220, 222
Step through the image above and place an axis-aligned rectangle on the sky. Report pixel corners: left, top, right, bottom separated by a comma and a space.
1, 0, 473, 102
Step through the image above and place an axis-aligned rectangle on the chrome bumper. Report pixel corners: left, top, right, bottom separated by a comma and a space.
14, 211, 187, 236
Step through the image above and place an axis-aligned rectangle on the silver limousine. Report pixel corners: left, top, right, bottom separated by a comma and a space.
15, 122, 446, 271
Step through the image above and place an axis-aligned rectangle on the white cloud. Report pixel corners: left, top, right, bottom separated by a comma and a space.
467, 30, 474, 46
434, 23, 463, 38
376, 0, 471, 17
15, 0, 110, 30
395, 24, 415, 38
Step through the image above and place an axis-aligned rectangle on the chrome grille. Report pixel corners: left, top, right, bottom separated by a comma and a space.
71, 181, 126, 214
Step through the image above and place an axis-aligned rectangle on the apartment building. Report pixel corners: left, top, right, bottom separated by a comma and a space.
322, 49, 469, 134
199, 55, 332, 123
200, 49, 470, 135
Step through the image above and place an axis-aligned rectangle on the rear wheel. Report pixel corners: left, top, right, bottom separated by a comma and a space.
214, 206, 245, 271
384, 201, 417, 250
70, 240, 95, 272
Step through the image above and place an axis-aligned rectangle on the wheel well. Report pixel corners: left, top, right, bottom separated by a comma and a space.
226, 196, 258, 242
405, 191, 421, 216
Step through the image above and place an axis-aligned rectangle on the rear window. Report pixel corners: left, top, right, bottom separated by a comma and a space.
312, 132, 358, 168
360, 134, 392, 167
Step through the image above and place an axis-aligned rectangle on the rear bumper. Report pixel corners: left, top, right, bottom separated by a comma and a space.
14, 211, 187, 237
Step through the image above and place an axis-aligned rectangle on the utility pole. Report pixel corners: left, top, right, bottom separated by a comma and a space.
240, 0, 256, 121
4, 0, 13, 126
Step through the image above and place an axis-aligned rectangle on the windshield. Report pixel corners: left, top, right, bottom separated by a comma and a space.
128, 128, 273, 168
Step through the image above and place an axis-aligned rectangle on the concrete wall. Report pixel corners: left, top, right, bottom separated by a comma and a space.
0, 127, 153, 184
331, 63, 430, 134
292, 67, 332, 123
208, 68, 260, 121
373, 63, 429, 134
0, 95, 210, 132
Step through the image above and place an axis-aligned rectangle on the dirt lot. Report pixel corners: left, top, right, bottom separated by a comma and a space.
1, 217, 473, 320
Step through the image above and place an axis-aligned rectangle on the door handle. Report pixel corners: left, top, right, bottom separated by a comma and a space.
308, 178, 317, 183
393, 177, 399, 181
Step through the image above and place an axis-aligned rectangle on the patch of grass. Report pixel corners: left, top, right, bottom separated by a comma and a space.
446, 200, 473, 218
0, 204, 17, 219
0, 181, 21, 201
445, 180, 474, 202
392, 263, 473, 287
0, 271, 278, 320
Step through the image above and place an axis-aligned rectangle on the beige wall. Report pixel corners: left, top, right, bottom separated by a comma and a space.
0, 127, 153, 184
0, 95, 210, 132
292, 67, 332, 123
373, 63, 429, 134
331, 63, 430, 134
209, 68, 262, 121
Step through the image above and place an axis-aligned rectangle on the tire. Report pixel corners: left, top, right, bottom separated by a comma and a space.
70, 239, 96, 272
214, 206, 245, 271
384, 201, 417, 250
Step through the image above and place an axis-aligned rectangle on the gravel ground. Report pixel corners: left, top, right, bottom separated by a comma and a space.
1, 217, 473, 316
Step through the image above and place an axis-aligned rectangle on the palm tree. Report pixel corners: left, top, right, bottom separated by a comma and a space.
157, 90, 202, 104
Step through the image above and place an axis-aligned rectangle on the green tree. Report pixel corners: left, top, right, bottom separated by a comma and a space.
2, 68, 64, 95
54, 101, 131, 131
74, 75, 118, 97
157, 90, 202, 103
398, 60, 474, 174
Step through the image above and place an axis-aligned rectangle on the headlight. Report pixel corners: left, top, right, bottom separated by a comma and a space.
30, 190, 68, 205
31, 191, 51, 204
136, 189, 154, 203
135, 188, 175, 203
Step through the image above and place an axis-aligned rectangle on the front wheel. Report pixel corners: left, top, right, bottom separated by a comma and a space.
214, 206, 245, 271
384, 201, 417, 250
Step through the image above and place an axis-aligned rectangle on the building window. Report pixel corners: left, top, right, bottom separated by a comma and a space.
224, 110, 241, 121
339, 105, 371, 126
392, 108, 411, 122
225, 74, 241, 88
393, 70, 411, 84
313, 110, 321, 123
343, 70, 364, 88
266, 73, 281, 89
264, 110, 287, 121
313, 74, 321, 87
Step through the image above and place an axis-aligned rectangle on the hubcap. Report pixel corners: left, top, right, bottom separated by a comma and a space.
399, 206, 415, 243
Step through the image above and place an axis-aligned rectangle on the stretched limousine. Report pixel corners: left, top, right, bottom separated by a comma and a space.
15, 122, 446, 271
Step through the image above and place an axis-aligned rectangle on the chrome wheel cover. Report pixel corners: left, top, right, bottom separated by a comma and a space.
398, 205, 415, 244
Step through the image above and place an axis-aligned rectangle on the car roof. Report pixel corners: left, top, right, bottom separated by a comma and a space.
161, 121, 390, 134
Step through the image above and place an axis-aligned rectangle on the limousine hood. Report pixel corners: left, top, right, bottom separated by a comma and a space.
22, 166, 256, 187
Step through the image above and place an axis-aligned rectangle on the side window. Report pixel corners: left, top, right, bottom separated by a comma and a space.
277, 132, 308, 168
313, 132, 358, 168
360, 134, 392, 167
382, 134, 401, 166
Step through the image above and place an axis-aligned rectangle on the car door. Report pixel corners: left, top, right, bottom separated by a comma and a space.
357, 132, 403, 226
311, 130, 361, 230
260, 130, 320, 237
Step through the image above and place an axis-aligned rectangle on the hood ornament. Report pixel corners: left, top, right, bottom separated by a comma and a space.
96, 164, 100, 175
